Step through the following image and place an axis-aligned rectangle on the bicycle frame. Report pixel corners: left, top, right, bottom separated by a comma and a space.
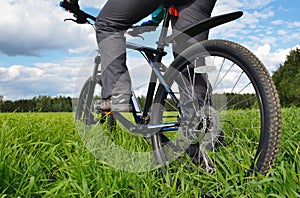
83, 5, 243, 136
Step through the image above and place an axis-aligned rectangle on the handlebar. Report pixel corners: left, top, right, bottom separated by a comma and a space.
59, 1, 156, 37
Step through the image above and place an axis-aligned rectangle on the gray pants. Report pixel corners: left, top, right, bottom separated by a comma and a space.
95, 0, 217, 99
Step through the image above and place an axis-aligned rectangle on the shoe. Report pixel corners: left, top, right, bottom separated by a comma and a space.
95, 98, 111, 112
95, 94, 132, 112
111, 94, 132, 112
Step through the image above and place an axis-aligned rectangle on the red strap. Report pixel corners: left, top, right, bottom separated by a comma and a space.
169, 6, 179, 17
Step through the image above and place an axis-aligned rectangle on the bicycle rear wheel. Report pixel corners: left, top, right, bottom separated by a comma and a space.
151, 40, 282, 178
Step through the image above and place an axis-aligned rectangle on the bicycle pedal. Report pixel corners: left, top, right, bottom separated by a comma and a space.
103, 110, 113, 115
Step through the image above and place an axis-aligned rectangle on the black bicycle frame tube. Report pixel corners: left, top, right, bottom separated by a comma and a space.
141, 7, 172, 122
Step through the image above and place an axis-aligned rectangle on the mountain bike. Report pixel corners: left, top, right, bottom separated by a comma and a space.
60, 1, 282, 186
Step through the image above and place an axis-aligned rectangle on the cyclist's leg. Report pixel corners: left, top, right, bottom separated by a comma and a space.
171, 0, 217, 160
95, 0, 163, 99
172, 0, 216, 103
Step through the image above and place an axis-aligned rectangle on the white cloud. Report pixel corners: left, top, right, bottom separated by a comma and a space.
0, 0, 96, 56
213, 0, 274, 14
287, 21, 300, 28
253, 44, 300, 73
277, 30, 287, 36
213, 0, 243, 15
211, 0, 299, 64
0, 55, 90, 100
271, 20, 284, 25
291, 22, 300, 27
0, 65, 44, 81
211, 1, 276, 41
241, 0, 275, 9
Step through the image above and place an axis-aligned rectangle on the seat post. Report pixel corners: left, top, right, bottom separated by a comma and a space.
156, 5, 171, 51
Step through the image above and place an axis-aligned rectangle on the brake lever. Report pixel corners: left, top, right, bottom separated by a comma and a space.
63, 17, 90, 24
137, 35, 145, 40
64, 18, 77, 23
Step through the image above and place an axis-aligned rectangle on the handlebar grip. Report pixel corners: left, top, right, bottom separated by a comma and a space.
59, 1, 79, 12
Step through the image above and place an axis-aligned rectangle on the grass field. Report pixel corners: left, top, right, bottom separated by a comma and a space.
0, 108, 299, 197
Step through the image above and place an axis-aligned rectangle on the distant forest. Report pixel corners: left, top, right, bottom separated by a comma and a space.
0, 93, 257, 112
0, 95, 73, 112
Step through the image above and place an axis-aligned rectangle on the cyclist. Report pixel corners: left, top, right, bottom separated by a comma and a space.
62, 0, 217, 111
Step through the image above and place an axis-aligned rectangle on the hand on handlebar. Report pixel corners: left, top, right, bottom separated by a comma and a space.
60, 0, 92, 24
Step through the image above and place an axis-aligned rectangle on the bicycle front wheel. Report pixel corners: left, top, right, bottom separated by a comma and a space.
75, 75, 115, 127
151, 40, 282, 178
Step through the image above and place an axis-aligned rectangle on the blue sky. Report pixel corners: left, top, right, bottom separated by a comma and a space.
0, 0, 299, 100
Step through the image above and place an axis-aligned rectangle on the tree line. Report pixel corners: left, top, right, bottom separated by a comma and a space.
0, 95, 73, 112
0, 93, 257, 113
272, 48, 300, 107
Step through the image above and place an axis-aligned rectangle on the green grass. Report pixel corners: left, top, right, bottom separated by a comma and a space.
0, 109, 299, 197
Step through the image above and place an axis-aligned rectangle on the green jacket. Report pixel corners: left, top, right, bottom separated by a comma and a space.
152, 6, 165, 24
